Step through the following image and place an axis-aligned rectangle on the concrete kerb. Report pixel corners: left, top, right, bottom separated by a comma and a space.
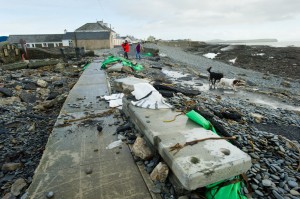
122, 90, 251, 190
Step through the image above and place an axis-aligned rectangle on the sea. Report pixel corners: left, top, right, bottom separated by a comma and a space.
212, 41, 300, 47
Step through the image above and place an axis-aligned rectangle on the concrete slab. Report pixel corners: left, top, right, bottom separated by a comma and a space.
114, 76, 150, 93
123, 98, 252, 190
27, 62, 153, 199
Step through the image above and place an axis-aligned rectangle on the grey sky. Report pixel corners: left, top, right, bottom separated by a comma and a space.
1, 0, 300, 41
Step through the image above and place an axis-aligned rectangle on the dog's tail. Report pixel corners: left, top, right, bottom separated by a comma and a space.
207, 66, 212, 73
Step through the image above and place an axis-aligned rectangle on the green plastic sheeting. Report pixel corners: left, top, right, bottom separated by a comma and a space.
205, 176, 247, 199
101, 56, 123, 69
185, 110, 247, 199
101, 56, 143, 71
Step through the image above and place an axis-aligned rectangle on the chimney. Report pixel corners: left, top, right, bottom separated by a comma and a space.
64, 29, 67, 34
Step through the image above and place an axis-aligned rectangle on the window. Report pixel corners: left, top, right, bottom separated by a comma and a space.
43, 43, 47, 47
15, 49, 19, 56
26, 44, 30, 47
32, 44, 35, 48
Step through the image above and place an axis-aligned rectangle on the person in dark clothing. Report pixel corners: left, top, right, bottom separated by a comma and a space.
121, 40, 130, 59
135, 42, 142, 60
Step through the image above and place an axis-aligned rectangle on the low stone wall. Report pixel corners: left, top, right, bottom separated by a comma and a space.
157, 41, 206, 48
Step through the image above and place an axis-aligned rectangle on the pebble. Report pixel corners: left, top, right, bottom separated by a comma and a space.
151, 187, 161, 194
46, 191, 54, 198
290, 189, 300, 196
262, 179, 272, 187
85, 167, 93, 175
272, 190, 285, 199
255, 190, 264, 197
288, 181, 298, 188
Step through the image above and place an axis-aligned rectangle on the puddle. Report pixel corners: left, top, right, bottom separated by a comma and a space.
161, 69, 299, 111
221, 90, 300, 111
162, 69, 209, 91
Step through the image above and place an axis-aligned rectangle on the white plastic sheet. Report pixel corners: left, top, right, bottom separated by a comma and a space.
131, 83, 172, 109
106, 140, 123, 149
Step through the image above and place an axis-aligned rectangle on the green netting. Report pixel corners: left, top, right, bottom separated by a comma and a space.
142, 52, 153, 57
82, 63, 91, 71
185, 110, 247, 199
101, 56, 143, 71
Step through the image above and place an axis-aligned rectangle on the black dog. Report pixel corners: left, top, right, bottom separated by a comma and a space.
207, 67, 224, 89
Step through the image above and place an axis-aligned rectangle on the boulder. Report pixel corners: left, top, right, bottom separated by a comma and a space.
150, 162, 169, 183
1, 62, 28, 71
132, 137, 153, 160
54, 63, 65, 72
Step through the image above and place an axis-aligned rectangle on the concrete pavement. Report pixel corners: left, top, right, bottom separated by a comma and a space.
27, 61, 154, 199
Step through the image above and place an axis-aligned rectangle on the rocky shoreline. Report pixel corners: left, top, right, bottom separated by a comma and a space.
0, 59, 90, 198
0, 42, 299, 198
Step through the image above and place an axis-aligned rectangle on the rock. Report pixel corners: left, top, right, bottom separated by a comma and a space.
2, 193, 16, 199
37, 88, 50, 99
121, 66, 133, 73
288, 180, 298, 188
46, 191, 54, 198
262, 179, 272, 187
2, 162, 22, 171
20, 91, 36, 103
0, 96, 20, 106
11, 178, 27, 196
151, 187, 161, 194
150, 162, 169, 183
46, 93, 59, 101
54, 63, 65, 72
36, 79, 48, 88
0, 87, 13, 97
132, 137, 153, 160
250, 113, 264, 123
272, 190, 284, 199
178, 196, 189, 199
254, 190, 264, 197
85, 167, 93, 174
290, 189, 300, 196
23, 82, 37, 90
281, 80, 291, 88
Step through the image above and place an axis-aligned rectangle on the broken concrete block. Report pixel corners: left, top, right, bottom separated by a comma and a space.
132, 137, 153, 160
114, 77, 150, 93
150, 162, 169, 183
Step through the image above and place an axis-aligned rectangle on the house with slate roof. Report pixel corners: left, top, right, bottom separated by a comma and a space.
7, 21, 116, 50
8, 34, 64, 48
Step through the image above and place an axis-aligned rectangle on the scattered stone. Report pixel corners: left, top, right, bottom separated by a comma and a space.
132, 137, 153, 160
97, 125, 103, 132
85, 167, 93, 175
46, 191, 54, 198
150, 162, 169, 183
11, 178, 27, 196
250, 113, 264, 123
2, 162, 22, 171
290, 189, 300, 196
20, 91, 36, 103
36, 79, 48, 88
262, 179, 272, 187
288, 180, 298, 188
0, 87, 13, 97
2, 193, 16, 199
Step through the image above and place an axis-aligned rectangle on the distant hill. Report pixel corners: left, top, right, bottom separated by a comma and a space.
0, 36, 8, 42
207, 38, 278, 43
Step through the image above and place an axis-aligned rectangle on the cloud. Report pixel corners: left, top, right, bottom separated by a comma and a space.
1, 0, 300, 40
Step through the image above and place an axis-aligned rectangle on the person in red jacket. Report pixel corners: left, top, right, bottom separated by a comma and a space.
121, 40, 130, 59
